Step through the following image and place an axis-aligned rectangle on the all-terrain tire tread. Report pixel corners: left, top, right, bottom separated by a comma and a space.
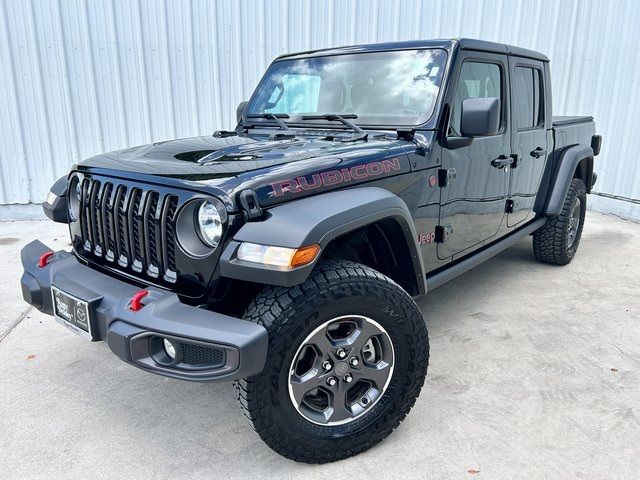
233, 259, 429, 463
533, 178, 586, 265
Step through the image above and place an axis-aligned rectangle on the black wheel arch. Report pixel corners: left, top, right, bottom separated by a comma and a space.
538, 144, 594, 216
321, 217, 422, 296
219, 187, 426, 295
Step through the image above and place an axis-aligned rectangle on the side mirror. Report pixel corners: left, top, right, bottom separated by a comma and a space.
460, 97, 500, 137
236, 101, 248, 123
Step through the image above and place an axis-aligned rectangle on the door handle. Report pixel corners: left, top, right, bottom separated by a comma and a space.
530, 147, 546, 158
491, 155, 513, 169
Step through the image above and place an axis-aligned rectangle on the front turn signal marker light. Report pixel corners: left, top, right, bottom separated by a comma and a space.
290, 244, 321, 267
237, 242, 321, 268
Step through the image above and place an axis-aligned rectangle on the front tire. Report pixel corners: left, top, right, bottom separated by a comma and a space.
533, 178, 587, 265
234, 260, 429, 463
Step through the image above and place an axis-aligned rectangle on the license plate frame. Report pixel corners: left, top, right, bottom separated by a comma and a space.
51, 285, 94, 340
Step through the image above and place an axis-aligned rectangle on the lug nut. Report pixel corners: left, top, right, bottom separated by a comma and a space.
344, 373, 353, 383
326, 376, 337, 387
349, 356, 359, 366
322, 360, 333, 371
336, 348, 347, 359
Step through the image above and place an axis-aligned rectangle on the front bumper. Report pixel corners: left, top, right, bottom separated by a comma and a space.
20, 240, 268, 382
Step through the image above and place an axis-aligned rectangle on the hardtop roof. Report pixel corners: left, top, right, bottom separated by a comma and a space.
276, 38, 549, 63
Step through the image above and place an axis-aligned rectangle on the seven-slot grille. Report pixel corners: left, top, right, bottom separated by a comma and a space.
77, 177, 179, 283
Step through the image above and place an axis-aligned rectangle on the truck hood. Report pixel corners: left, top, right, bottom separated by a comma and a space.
77, 132, 434, 210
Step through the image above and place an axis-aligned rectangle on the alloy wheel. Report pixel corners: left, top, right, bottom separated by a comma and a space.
288, 315, 395, 426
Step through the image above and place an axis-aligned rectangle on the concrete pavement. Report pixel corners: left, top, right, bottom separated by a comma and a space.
1, 212, 638, 479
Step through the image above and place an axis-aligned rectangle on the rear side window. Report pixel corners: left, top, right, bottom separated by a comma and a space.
450, 62, 502, 135
513, 66, 543, 129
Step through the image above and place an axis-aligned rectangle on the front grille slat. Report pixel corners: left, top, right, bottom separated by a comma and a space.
79, 178, 92, 250
129, 189, 144, 272
89, 180, 102, 257
113, 185, 128, 267
100, 183, 115, 262
143, 191, 160, 278
161, 195, 178, 282
78, 177, 179, 284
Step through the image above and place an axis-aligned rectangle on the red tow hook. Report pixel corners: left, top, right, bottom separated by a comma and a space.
38, 251, 55, 268
129, 290, 149, 312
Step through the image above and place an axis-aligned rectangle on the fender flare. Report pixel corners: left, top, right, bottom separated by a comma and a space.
219, 187, 426, 294
43, 175, 69, 223
544, 145, 593, 216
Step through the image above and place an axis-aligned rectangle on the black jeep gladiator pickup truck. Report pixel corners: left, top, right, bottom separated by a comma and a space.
21, 38, 601, 463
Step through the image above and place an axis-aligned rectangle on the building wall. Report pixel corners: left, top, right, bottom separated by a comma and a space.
1, 0, 638, 220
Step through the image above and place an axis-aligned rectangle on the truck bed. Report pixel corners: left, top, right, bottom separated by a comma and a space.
552, 116, 595, 151
552, 116, 594, 127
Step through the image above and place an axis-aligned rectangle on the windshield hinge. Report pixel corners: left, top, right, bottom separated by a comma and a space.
398, 128, 429, 151
396, 129, 415, 141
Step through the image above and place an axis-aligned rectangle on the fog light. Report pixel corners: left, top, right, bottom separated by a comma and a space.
163, 338, 176, 359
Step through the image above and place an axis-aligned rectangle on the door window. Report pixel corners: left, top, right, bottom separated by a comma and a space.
450, 62, 502, 135
513, 67, 543, 129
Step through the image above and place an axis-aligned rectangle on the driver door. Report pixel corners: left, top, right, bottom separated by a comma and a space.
437, 52, 512, 260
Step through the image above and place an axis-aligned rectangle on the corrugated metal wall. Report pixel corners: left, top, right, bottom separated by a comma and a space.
1, 0, 639, 219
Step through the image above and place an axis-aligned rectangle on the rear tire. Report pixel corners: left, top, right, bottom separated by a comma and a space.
234, 260, 429, 463
533, 178, 587, 265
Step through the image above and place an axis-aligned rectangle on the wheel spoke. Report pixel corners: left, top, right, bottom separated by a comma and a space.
350, 320, 383, 353
289, 370, 324, 406
310, 327, 336, 354
327, 392, 353, 423
353, 361, 392, 389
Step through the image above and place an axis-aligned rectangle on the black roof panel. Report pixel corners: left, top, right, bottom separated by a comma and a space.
276, 38, 549, 62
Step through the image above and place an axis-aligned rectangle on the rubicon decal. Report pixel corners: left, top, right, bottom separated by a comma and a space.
270, 158, 402, 197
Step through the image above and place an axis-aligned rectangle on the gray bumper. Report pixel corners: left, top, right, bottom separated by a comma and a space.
20, 240, 268, 382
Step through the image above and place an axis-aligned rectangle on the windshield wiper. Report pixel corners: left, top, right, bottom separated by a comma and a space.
245, 113, 292, 131
300, 114, 367, 141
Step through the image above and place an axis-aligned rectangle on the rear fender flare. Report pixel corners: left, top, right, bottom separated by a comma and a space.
544, 145, 593, 215
219, 187, 426, 294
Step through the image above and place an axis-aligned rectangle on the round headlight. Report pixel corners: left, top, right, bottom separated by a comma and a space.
68, 176, 82, 221
197, 201, 223, 248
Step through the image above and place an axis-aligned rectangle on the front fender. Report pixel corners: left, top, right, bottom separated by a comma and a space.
42, 175, 69, 223
219, 187, 425, 293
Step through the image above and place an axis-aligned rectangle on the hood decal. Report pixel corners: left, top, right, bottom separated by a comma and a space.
270, 157, 402, 197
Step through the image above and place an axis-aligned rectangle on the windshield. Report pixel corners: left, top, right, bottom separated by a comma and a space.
245, 49, 448, 127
